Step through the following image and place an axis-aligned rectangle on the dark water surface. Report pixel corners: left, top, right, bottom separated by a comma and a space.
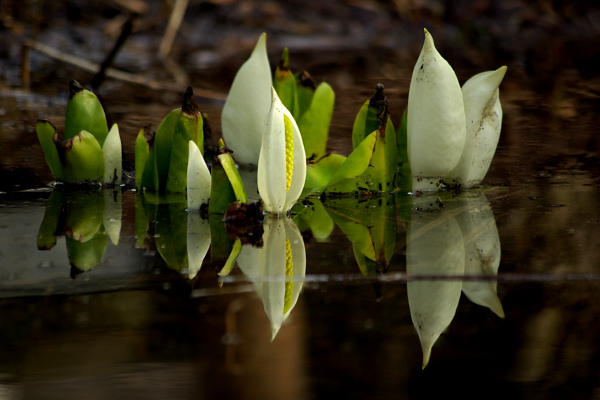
2, 1, 600, 399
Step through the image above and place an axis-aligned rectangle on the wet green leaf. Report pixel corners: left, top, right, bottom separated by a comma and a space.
273, 48, 298, 116
208, 155, 236, 214
36, 120, 64, 181
297, 82, 335, 160
302, 153, 346, 197
295, 71, 315, 120
323, 132, 377, 194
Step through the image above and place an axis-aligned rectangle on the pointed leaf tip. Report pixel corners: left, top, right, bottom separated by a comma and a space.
69, 80, 84, 98
182, 86, 200, 116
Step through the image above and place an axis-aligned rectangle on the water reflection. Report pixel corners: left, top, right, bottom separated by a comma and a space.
135, 193, 210, 279
323, 195, 396, 276
406, 190, 503, 367
236, 217, 306, 340
34, 186, 504, 365
37, 186, 122, 277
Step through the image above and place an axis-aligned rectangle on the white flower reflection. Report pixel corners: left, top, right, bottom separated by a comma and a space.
237, 217, 306, 340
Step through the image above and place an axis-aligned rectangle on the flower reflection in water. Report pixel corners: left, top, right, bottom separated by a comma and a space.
407, 190, 503, 368
237, 217, 306, 340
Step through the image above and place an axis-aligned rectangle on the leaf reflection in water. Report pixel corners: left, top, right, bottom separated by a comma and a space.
406, 190, 502, 368
37, 186, 122, 276
136, 193, 210, 279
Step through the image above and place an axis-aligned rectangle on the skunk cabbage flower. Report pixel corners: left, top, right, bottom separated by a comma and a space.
236, 217, 306, 340
36, 81, 122, 184
258, 88, 306, 214
445, 66, 507, 187
222, 33, 272, 166
407, 29, 466, 192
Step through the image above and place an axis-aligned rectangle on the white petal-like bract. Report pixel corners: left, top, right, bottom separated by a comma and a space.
258, 88, 306, 214
446, 66, 507, 187
407, 29, 466, 192
102, 123, 122, 184
187, 140, 211, 210
221, 33, 272, 166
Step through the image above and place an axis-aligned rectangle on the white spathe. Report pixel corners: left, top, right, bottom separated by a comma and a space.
102, 123, 122, 184
258, 87, 306, 214
221, 33, 272, 166
445, 66, 507, 187
187, 140, 211, 210
407, 29, 466, 192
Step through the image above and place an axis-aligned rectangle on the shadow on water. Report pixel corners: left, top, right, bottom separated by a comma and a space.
2, 1, 600, 399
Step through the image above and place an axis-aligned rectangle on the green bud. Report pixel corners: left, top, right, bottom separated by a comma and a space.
64, 80, 109, 147
57, 131, 104, 183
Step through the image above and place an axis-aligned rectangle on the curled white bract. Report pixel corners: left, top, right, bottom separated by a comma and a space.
446, 66, 507, 187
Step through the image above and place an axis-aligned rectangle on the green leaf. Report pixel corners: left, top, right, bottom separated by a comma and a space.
352, 84, 387, 149
397, 108, 409, 172
208, 154, 236, 214
302, 153, 346, 197
217, 142, 248, 204
64, 81, 109, 147
323, 132, 377, 194
154, 87, 204, 194
36, 120, 64, 181
295, 71, 315, 120
165, 110, 204, 194
135, 126, 151, 189
273, 48, 298, 117
350, 84, 398, 193
396, 108, 411, 191
141, 129, 159, 192
154, 110, 178, 192
297, 82, 335, 160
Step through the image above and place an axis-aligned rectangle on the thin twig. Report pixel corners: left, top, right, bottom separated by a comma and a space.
158, 0, 189, 59
91, 15, 135, 90
23, 39, 226, 102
